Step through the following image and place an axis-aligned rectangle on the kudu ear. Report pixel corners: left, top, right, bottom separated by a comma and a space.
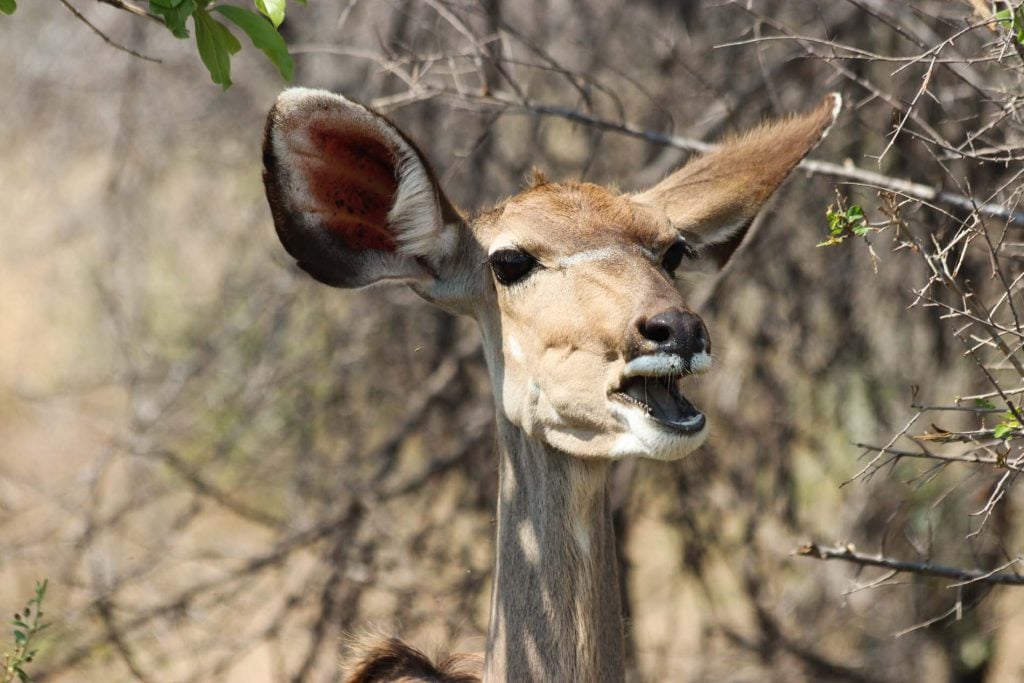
263, 88, 463, 288
634, 93, 841, 270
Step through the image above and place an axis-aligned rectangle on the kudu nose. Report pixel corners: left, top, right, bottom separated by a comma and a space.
636, 308, 710, 357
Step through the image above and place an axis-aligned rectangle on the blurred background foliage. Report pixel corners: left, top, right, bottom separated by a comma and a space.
1, 1, 1022, 681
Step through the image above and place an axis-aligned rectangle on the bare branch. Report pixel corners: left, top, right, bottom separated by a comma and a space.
795, 543, 1024, 586
58, 0, 161, 63
851, 441, 1024, 472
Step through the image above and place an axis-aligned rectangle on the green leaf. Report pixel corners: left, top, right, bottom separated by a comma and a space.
214, 5, 294, 81
994, 7, 1024, 45
821, 202, 868, 246
194, 9, 241, 89
974, 398, 997, 410
0, 0, 16, 16
993, 422, 1014, 439
254, 0, 285, 28
151, 0, 197, 38
14, 629, 27, 644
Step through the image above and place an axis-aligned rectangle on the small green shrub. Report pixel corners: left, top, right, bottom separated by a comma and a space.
2, 581, 49, 683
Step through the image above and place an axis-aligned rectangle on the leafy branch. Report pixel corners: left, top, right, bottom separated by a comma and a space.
0, 0, 297, 88
991, 409, 1021, 440
818, 192, 869, 247
149, 0, 297, 88
995, 2, 1024, 44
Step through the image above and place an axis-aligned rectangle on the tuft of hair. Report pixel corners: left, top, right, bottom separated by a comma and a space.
342, 634, 482, 683
389, 143, 447, 259
527, 167, 550, 188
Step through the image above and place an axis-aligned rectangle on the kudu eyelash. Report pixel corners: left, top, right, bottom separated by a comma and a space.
659, 238, 698, 279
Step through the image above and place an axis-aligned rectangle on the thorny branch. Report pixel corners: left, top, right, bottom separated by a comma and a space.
795, 543, 1024, 587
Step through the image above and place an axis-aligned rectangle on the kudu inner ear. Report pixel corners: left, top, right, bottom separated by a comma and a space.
263, 88, 460, 289
635, 93, 842, 271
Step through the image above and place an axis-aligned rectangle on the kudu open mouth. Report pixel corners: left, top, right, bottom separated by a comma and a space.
611, 352, 711, 434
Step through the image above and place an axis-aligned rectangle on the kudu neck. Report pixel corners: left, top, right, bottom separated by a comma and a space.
484, 415, 625, 682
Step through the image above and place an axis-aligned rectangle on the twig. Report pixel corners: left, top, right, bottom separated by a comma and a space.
845, 411, 924, 485
95, 0, 162, 22
891, 602, 959, 638
58, 0, 161, 63
795, 543, 1024, 586
874, 55, 935, 164
473, 91, 715, 154
851, 442, 1023, 472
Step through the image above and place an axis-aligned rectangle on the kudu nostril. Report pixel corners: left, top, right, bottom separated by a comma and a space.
640, 317, 673, 344
638, 308, 709, 357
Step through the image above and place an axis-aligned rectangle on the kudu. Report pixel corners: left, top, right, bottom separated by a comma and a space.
262, 88, 840, 682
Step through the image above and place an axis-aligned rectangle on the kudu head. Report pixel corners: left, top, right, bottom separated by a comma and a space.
263, 89, 839, 462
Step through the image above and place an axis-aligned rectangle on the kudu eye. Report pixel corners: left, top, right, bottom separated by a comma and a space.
661, 238, 698, 276
489, 248, 538, 286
